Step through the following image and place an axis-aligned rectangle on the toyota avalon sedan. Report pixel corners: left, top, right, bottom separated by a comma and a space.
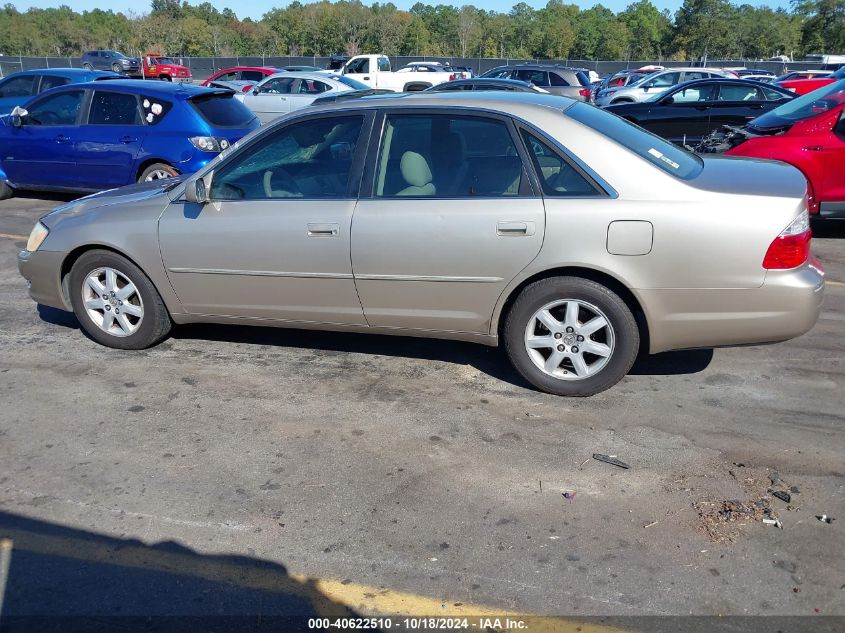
17, 93, 824, 396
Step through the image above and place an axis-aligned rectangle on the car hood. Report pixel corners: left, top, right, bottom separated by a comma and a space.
691, 155, 806, 199
42, 178, 184, 226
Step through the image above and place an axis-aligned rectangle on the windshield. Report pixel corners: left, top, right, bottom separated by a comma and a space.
750, 79, 845, 129
568, 102, 703, 179
335, 76, 369, 90
153, 57, 174, 64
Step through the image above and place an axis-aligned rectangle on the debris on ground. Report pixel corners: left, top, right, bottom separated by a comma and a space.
816, 515, 835, 524
762, 517, 783, 529
562, 491, 576, 503
592, 453, 630, 469
772, 490, 791, 504
694, 498, 773, 543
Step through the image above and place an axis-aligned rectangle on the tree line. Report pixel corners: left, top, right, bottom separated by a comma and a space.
0, 0, 842, 62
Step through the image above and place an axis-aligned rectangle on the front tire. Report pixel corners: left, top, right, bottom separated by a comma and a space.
504, 277, 639, 396
112, 63, 122, 73
0, 179, 13, 201
69, 250, 171, 350
138, 163, 178, 183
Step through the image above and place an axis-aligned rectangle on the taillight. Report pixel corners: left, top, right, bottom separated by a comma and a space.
762, 210, 811, 269
449, 73, 457, 81
579, 88, 591, 99
242, 85, 253, 92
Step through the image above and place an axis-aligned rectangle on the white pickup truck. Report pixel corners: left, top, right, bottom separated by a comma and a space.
338, 55, 461, 92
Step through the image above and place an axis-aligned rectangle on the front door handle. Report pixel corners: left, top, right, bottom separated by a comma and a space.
497, 221, 535, 236
54, 134, 71, 144
307, 222, 339, 237
120, 135, 138, 144
363, 76, 370, 81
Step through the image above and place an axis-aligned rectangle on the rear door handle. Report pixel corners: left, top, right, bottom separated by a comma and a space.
307, 222, 339, 237
803, 146, 824, 152
497, 221, 535, 236
120, 135, 138, 144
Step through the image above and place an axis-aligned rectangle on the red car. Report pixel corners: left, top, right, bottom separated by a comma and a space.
727, 79, 845, 218
200, 66, 281, 91
777, 67, 843, 95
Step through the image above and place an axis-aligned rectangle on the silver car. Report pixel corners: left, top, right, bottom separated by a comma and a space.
595, 68, 730, 106
237, 72, 369, 124
17, 93, 824, 396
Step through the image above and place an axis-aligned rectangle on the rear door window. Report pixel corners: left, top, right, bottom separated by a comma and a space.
375, 114, 526, 198
718, 85, 765, 102
39, 75, 71, 92
88, 91, 141, 125
515, 70, 550, 87
190, 93, 257, 128
239, 70, 266, 82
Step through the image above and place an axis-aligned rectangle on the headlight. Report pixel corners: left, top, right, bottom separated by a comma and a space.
26, 221, 49, 252
190, 136, 231, 152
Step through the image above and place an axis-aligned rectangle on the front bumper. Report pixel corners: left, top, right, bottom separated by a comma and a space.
17, 249, 69, 311
639, 259, 825, 354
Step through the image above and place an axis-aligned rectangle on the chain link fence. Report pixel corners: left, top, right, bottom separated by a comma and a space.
0, 55, 820, 81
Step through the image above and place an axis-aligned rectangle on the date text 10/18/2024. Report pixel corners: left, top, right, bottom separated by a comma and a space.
308, 617, 529, 630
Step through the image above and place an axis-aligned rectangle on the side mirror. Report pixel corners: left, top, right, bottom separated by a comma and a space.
185, 172, 212, 204
661, 96, 675, 105
643, 85, 650, 92
252, 88, 259, 95
10, 106, 27, 127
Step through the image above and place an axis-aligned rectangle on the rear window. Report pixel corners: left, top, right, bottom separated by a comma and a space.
567, 102, 703, 180
189, 93, 256, 128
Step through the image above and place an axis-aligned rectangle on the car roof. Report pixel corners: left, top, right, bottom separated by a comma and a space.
667, 77, 794, 93
306, 90, 574, 117
213, 66, 278, 73
510, 64, 586, 72
9, 67, 117, 78
260, 71, 343, 82
39, 79, 230, 100
439, 78, 534, 87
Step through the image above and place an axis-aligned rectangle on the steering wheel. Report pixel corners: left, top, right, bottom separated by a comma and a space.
263, 167, 302, 198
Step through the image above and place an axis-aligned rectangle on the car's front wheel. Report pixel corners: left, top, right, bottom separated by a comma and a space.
138, 163, 178, 183
0, 179, 13, 201
112, 63, 122, 73
69, 250, 171, 350
504, 277, 639, 396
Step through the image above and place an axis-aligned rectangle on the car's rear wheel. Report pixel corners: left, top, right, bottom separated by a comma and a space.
0, 180, 13, 201
504, 277, 639, 396
82, 63, 93, 70
112, 63, 122, 73
69, 250, 171, 350
138, 163, 178, 183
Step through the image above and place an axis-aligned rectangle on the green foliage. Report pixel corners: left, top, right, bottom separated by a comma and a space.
0, 0, 832, 60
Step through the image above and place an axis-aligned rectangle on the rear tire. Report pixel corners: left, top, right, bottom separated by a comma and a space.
138, 163, 178, 183
112, 63, 122, 73
0, 180, 13, 201
69, 250, 171, 350
503, 277, 639, 396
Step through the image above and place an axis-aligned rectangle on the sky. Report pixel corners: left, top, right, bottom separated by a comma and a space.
15, 0, 793, 20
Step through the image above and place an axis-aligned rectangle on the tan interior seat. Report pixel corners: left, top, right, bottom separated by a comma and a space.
396, 152, 436, 197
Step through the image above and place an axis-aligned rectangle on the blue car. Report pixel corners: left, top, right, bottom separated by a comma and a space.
0, 80, 259, 199
0, 68, 121, 116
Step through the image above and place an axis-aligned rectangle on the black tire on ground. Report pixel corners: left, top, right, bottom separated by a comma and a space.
69, 249, 171, 350
112, 63, 122, 73
138, 163, 178, 183
160, 75, 172, 81
0, 180, 13, 201
503, 276, 640, 397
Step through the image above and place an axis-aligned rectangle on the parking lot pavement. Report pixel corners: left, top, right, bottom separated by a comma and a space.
0, 196, 844, 620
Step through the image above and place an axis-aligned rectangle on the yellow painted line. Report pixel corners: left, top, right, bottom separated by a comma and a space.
0, 232, 26, 241
2, 526, 629, 632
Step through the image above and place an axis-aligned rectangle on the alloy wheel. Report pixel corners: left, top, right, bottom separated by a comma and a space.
81, 267, 144, 337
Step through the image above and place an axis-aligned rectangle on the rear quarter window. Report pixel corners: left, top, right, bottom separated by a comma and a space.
140, 96, 173, 125
568, 102, 703, 180
189, 93, 256, 128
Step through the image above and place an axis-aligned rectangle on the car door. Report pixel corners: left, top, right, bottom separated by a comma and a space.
350, 110, 545, 333
709, 83, 768, 132
159, 112, 372, 324
343, 57, 372, 86
819, 109, 845, 211
242, 76, 295, 124
286, 78, 333, 112
1, 89, 85, 188
651, 82, 718, 143
74, 89, 144, 189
